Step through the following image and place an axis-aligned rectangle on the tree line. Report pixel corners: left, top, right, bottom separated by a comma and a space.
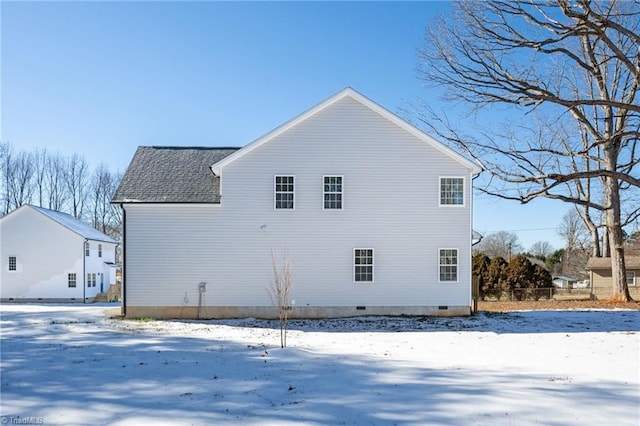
0, 142, 122, 241
473, 253, 553, 301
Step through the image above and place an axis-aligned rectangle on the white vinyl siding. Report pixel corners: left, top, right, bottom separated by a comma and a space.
274, 175, 295, 209
323, 176, 343, 210
439, 177, 465, 206
124, 96, 474, 309
354, 249, 374, 283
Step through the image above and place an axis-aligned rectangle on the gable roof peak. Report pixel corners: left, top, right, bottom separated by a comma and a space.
210, 87, 482, 176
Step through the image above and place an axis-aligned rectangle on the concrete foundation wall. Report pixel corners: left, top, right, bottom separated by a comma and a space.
125, 305, 471, 319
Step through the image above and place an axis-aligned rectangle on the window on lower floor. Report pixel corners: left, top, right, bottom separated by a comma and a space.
92, 273, 97, 287
439, 249, 458, 282
627, 271, 636, 286
274, 175, 295, 209
68, 273, 77, 288
354, 249, 374, 282
8, 256, 16, 271
87, 273, 91, 288
324, 176, 343, 209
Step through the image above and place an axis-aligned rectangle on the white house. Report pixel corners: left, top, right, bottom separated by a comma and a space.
0, 205, 118, 301
112, 87, 482, 319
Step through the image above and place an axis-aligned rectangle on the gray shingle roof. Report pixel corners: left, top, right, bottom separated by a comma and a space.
586, 256, 640, 270
112, 146, 239, 203
31, 205, 118, 243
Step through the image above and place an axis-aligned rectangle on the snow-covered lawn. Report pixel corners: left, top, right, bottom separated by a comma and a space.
1, 304, 638, 425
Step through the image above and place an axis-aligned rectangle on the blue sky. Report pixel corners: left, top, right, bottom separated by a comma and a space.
1, 0, 569, 250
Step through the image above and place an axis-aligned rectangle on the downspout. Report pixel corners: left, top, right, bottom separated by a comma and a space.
121, 204, 127, 317
83, 238, 87, 303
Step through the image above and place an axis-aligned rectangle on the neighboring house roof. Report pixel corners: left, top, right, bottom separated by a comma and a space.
586, 256, 640, 270
210, 87, 483, 176
16, 205, 117, 243
553, 276, 576, 282
112, 146, 239, 203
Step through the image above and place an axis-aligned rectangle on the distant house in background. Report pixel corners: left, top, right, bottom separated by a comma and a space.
0, 205, 118, 302
586, 256, 640, 300
552, 276, 577, 289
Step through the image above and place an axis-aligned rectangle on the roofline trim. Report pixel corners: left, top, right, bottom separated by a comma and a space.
210, 87, 482, 176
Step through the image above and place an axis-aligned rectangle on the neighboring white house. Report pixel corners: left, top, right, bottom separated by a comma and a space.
112, 87, 482, 319
0, 205, 118, 301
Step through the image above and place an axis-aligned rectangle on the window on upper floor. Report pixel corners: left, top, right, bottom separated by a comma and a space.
439, 249, 458, 282
354, 249, 374, 283
440, 177, 464, 206
9, 256, 17, 271
98, 244, 102, 258
85, 242, 90, 257
274, 175, 295, 209
323, 176, 343, 210
68, 273, 77, 288
627, 272, 636, 286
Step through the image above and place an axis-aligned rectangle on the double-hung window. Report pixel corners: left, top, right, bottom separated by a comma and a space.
439, 177, 464, 206
274, 176, 295, 209
85, 242, 90, 257
68, 273, 77, 288
627, 272, 636, 286
98, 244, 102, 258
323, 176, 343, 209
439, 249, 458, 282
8, 256, 17, 271
354, 249, 374, 282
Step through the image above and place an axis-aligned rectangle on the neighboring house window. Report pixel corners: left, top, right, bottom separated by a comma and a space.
85, 242, 90, 256
354, 249, 374, 282
323, 176, 343, 210
8, 256, 17, 271
68, 273, 77, 288
92, 273, 97, 287
87, 273, 91, 288
98, 244, 102, 258
439, 249, 458, 282
627, 272, 636, 286
440, 177, 464, 206
274, 176, 295, 209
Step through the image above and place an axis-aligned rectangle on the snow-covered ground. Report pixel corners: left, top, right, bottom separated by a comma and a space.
1, 304, 638, 425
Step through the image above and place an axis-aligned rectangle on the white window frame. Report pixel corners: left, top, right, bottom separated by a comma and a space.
438, 248, 459, 283
274, 175, 295, 210
92, 273, 97, 287
98, 244, 102, 258
353, 248, 374, 283
85, 242, 90, 257
68, 273, 77, 288
8, 256, 17, 271
323, 175, 343, 210
439, 176, 465, 207
627, 271, 636, 286
87, 273, 91, 288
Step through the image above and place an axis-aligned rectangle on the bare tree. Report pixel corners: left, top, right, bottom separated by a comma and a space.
269, 249, 293, 348
529, 241, 554, 259
418, 0, 639, 301
46, 152, 68, 211
90, 164, 120, 235
32, 148, 49, 207
0, 141, 12, 214
64, 153, 89, 219
558, 209, 590, 251
5, 150, 35, 212
475, 231, 523, 260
